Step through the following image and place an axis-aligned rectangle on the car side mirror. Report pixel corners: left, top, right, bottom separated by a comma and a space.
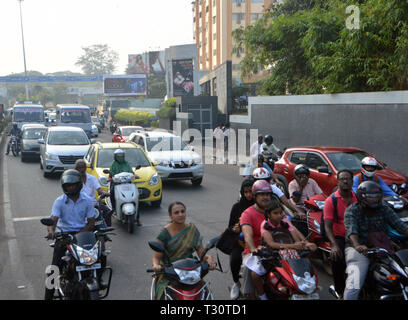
90, 139, 97, 144
103, 169, 110, 175
189, 136, 194, 144
38, 139, 45, 144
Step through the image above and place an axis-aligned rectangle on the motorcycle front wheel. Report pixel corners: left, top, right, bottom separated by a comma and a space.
11, 144, 17, 156
127, 214, 135, 234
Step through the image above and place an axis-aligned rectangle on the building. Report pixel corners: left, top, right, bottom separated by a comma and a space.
192, 0, 283, 82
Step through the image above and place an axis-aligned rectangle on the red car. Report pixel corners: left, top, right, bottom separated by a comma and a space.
273, 146, 408, 198
112, 126, 144, 143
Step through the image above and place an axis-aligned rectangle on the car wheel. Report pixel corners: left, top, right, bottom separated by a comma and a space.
40, 158, 43, 170
191, 177, 203, 186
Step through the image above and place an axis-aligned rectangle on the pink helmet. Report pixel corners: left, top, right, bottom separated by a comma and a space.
361, 157, 378, 178
252, 180, 272, 195
252, 167, 271, 180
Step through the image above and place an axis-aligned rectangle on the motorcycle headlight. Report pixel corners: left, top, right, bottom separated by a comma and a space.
174, 267, 202, 285
45, 152, 58, 160
99, 176, 109, 187
293, 272, 316, 295
149, 173, 160, 186
75, 243, 99, 266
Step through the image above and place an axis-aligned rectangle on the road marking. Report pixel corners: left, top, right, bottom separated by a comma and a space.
2, 150, 35, 299
13, 216, 49, 223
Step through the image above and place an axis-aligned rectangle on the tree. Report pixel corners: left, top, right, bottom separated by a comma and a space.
75, 44, 119, 75
233, 0, 408, 95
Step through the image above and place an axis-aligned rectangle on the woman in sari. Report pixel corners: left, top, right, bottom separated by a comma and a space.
151, 202, 217, 300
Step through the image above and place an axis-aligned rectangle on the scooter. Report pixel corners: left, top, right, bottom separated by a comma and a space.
253, 249, 320, 300
146, 237, 220, 300
103, 169, 140, 234
41, 218, 114, 300
384, 196, 408, 248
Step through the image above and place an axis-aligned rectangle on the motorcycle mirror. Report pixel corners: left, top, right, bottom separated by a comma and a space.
38, 138, 45, 144
148, 241, 165, 253
134, 165, 142, 171
40, 218, 55, 227
103, 169, 110, 174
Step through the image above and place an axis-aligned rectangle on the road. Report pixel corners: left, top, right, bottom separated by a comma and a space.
0, 129, 335, 300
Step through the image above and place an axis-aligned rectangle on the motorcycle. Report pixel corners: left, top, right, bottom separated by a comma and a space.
110, 122, 117, 134
252, 249, 320, 300
330, 248, 408, 300
103, 169, 140, 234
41, 218, 114, 300
384, 196, 408, 247
146, 237, 220, 300
9, 135, 20, 156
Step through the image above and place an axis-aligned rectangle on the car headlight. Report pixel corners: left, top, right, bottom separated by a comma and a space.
75, 243, 99, 266
149, 173, 160, 186
45, 152, 58, 160
99, 176, 109, 187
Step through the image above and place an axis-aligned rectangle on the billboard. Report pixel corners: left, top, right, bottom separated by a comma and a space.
149, 51, 165, 75
128, 54, 149, 74
172, 59, 194, 96
103, 75, 147, 97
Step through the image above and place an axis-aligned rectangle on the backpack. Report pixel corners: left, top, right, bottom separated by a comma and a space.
320, 193, 338, 241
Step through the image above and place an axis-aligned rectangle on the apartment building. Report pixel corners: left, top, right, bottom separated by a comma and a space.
192, 0, 282, 82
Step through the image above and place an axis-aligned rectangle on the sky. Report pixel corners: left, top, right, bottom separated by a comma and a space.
0, 0, 194, 76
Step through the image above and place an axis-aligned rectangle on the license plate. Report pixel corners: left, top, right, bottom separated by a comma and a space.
290, 293, 320, 300
76, 263, 101, 272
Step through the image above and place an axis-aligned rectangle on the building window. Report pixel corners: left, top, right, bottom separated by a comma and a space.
251, 0, 264, 2
213, 16, 216, 24
213, 33, 217, 40
232, 13, 245, 24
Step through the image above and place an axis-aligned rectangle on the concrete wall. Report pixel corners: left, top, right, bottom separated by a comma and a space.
199, 61, 232, 114
230, 91, 408, 175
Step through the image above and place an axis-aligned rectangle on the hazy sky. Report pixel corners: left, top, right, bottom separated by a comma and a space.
0, 0, 194, 76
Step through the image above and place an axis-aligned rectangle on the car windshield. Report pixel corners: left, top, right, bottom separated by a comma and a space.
61, 109, 91, 123
146, 136, 188, 151
122, 128, 141, 136
13, 110, 44, 122
48, 131, 89, 145
326, 151, 384, 172
23, 128, 46, 139
97, 148, 151, 168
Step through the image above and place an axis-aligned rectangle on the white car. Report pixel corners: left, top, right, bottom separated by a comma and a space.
39, 126, 93, 178
129, 131, 204, 186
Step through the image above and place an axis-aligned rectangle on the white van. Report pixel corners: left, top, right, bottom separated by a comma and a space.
55, 104, 93, 137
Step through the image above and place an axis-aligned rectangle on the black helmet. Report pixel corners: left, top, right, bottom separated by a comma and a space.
357, 181, 383, 209
61, 169, 83, 198
294, 164, 310, 177
12, 123, 17, 129
264, 135, 273, 145
258, 154, 265, 162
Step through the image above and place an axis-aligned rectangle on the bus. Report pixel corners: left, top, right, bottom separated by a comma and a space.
12, 102, 45, 130
55, 104, 93, 137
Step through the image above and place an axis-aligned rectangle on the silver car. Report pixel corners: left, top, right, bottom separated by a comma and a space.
39, 126, 92, 178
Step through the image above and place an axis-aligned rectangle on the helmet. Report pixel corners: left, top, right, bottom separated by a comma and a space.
252, 167, 271, 180
258, 154, 265, 162
12, 123, 17, 129
356, 181, 383, 209
361, 157, 379, 178
264, 135, 273, 145
294, 164, 310, 177
252, 180, 273, 196
114, 149, 125, 163
61, 169, 83, 198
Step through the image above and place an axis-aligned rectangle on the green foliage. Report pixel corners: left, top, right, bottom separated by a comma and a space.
156, 98, 176, 119
0, 115, 11, 134
114, 110, 155, 127
234, 0, 408, 94
75, 44, 119, 75
150, 120, 159, 128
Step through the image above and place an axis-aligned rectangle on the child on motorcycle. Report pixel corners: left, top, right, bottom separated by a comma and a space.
261, 198, 317, 258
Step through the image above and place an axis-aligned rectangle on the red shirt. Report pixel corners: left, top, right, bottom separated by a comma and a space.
323, 190, 357, 237
240, 205, 266, 254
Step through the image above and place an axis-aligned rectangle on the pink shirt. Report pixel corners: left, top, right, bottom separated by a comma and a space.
260, 218, 295, 236
240, 205, 266, 255
288, 178, 323, 204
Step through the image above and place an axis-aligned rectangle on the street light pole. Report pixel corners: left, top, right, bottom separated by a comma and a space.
18, 0, 29, 100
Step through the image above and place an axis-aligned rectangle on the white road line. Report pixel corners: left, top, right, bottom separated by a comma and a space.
2, 148, 35, 299
13, 216, 49, 222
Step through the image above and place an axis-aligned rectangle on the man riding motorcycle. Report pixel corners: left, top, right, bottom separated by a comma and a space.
343, 181, 408, 300
352, 157, 398, 198
5, 123, 22, 155
261, 135, 282, 159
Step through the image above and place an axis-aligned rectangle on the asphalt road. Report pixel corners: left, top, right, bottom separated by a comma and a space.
0, 129, 335, 300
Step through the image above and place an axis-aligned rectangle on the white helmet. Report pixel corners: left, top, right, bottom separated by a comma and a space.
361, 157, 378, 178
252, 167, 271, 180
